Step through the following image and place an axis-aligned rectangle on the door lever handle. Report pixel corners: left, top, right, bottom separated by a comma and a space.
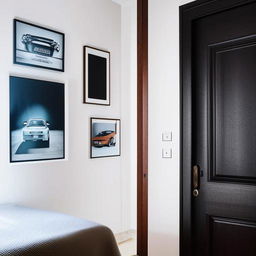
192, 165, 200, 197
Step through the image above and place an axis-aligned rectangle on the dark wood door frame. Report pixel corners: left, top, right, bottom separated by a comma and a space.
180, 0, 256, 255
137, 0, 148, 255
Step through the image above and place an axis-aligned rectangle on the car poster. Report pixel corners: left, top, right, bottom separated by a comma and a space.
10, 76, 65, 162
90, 118, 120, 158
14, 19, 65, 71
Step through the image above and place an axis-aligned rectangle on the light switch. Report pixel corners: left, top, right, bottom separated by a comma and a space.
162, 131, 172, 141
162, 148, 172, 158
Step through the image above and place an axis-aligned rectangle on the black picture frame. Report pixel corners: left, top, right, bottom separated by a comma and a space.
14, 19, 65, 72
10, 76, 65, 163
90, 117, 121, 158
83, 46, 110, 105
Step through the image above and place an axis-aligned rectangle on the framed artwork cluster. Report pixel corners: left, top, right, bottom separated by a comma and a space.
10, 18, 120, 163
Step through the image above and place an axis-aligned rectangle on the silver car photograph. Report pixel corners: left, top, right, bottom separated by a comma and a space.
10, 76, 65, 163
22, 119, 50, 145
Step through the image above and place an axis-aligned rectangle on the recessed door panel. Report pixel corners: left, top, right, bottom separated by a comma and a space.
209, 37, 256, 183
210, 216, 256, 256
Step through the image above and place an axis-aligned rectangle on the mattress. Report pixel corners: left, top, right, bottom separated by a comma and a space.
0, 204, 121, 256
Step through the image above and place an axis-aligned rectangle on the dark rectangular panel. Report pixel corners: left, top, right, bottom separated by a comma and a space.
88, 54, 107, 100
209, 36, 256, 184
210, 216, 256, 256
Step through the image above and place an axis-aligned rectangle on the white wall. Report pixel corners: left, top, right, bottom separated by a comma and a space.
0, 0, 131, 234
119, 0, 137, 232
148, 0, 194, 255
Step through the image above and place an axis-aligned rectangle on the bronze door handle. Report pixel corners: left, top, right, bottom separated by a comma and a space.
192, 165, 200, 197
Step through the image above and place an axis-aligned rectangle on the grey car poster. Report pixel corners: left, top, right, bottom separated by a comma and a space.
10, 76, 65, 163
14, 19, 65, 71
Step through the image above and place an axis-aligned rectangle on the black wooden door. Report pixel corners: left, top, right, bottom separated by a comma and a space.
181, 1, 256, 255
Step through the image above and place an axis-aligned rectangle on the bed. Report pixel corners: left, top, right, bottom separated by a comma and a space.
0, 204, 121, 256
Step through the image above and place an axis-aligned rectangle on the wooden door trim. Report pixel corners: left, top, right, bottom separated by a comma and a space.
180, 0, 256, 255
137, 0, 148, 255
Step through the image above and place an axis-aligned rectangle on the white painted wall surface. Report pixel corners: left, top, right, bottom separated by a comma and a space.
0, 0, 129, 234
148, 0, 194, 255
118, 0, 137, 232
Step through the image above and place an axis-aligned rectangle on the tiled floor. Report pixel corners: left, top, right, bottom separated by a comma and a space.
116, 230, 136, 256
118, 237, 136, 256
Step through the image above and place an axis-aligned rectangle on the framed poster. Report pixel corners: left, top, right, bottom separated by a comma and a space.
90, 118, 120, 158
10, 76, 65, 163
83, 46, 110, 105
14, 19, 65, 71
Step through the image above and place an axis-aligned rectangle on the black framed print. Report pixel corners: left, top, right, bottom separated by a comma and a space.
83, 46, 110, 105
90, 118, 120, 158
14, 19, 65, 71
10, 76, 65, 163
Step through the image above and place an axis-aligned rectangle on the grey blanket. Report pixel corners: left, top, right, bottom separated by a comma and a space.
0, 205, 120, 256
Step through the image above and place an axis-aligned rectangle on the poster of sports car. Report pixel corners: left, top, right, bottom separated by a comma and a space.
14, 19, 64, 71
10, 76, 65, 163
90, 118, 121, 158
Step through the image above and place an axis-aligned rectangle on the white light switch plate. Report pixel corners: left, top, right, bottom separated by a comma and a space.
162, 131, 172, 141
162, 148, 172, 158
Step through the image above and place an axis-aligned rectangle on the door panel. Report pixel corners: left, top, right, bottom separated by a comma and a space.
210, 37, 256, 183
191, 1, 256, 255
210, 216, 256, 256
